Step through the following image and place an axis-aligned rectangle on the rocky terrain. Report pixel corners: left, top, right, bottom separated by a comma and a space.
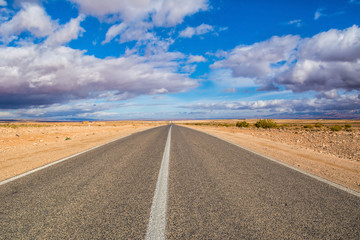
238, 127, 360, 161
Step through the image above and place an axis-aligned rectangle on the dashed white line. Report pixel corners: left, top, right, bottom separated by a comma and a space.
146, 125, 172, 240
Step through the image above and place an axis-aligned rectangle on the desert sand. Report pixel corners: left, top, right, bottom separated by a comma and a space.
0, 121, 166, 182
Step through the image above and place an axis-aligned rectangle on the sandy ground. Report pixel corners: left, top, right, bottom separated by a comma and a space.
177, 119, 360, 192
0, 121, 166, 182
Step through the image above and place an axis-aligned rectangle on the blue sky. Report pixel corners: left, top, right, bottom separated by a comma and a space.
0, 0, 359, 120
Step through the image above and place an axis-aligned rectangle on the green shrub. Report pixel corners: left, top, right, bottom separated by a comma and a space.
255, 119, 278, 129
330, 125, 342, 132
303, 124, 314, 129
65, 137, 71, 141
217, 123, 233, 127
236, 121, 250, 128
314, 123, 323, 128
344, 124, 352, 129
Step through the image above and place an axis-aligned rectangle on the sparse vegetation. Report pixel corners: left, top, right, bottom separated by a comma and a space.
236, 121, 250, 128
65, 137, 71, 141
0, 124, 48, 128
255, 119, 278, 129
303, 124, 314, 129
345, 124, 352, 129
185, 122, 235, 127
314, 123, 323, 128
330, 125, 342, 132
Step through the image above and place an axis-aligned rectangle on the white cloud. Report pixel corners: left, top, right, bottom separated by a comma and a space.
102, 21, 154, 44
212, 25, 360, 93
298, 25, 360, 62
212, 35, 300, 78
102, 22, 127, 44
0, 4, 86, 46
184, 94, 360, 117
314, 8, 326, 20
70, 0, 208, 26
45, 15, 85, 46
287, 19, 302, 27
0, 0, 7, 7
72, 0, 208, 44
278, 60, 360, 92
152, 0, 208, 27
0, 44, 197, 108
187, 54, 206, 63
278, 25, 360, 92
0, 3, 56, 42
179, 23, 214, 38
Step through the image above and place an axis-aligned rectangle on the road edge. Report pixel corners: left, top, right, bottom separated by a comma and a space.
0, 125, 166, 186
179, 125, 360, 198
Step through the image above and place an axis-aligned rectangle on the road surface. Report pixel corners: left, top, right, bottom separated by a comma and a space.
1, 125, 359, 239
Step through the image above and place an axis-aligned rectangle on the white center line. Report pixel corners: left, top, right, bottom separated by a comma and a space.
145, 125, 172, 240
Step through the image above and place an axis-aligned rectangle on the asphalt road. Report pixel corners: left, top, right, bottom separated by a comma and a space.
1, 124, 359, 239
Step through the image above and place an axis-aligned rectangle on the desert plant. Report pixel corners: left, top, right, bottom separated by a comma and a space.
65, 137, 71, 141
236, 121, 250, 128
255, 119, 277, 129
314, 123, 323, 128
330, 125, 342, 132
344, 124, 352, 129
303, 124, 314, 129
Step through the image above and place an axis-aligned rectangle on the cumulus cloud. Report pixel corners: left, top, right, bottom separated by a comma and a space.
212, 35, 300, 78
278, 60, 360, 92
0, 3, 86, 47
0, 3, 56, 42
71, 0, 208, 44
212, 25, 360, 93
278, 25, 360, 92
184, 94, 360, 117
152, 0, 208, 27
70, 0, 208, 26
0, 44, 197, 108
298, 25, 360, 62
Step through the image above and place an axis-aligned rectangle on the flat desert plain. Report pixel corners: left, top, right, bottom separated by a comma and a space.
176, 119, 360, 192
1, 119, 359, 193
0, 121, 166, 182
